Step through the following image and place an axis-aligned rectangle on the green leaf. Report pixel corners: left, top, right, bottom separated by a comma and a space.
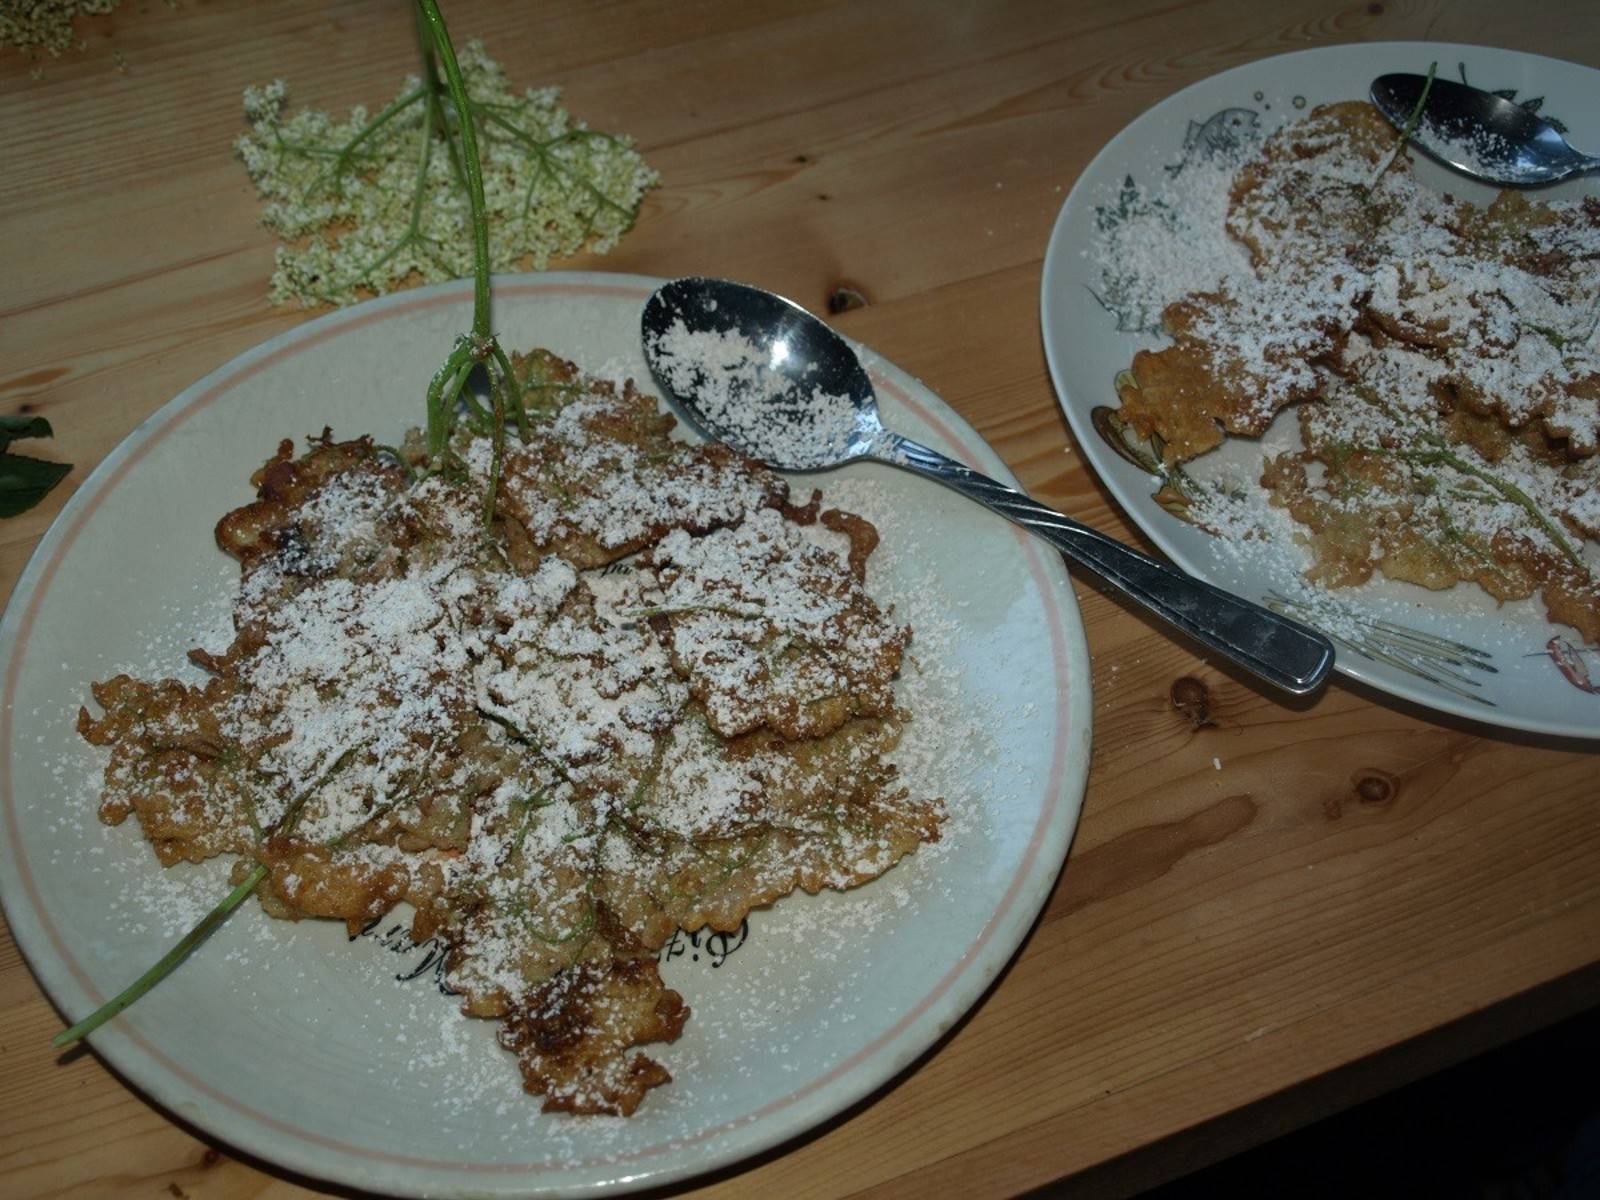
0, 452, 72, 517
0, 414, 54, 446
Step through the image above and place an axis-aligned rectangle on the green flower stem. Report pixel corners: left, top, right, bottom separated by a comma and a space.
413, 7, 469, 195
478, 108, 634, 221
416, 0, 491, 343
301, 85, 426, 201
1368, 61, 1437, 186
404, 89, 440, 235
1391, 444, 1583, 566
482, 377, 506, 531
426, 337, 475, 458
1396, 63, 1437, 147
50, 745, 368, 1048
1338, 384, 1584, 569
371, 443, 417, 483
51, 864, 270, 1049
414, 0, 523, 529
325, 794, 409, 851
328, 88, 442, 298
624, 601, 766, 621
459, 385, 494, 432
439, 358, 475, 431
487, 341, 529, 443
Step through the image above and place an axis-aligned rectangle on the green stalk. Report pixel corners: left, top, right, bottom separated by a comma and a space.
414, 5, 470, 195
426, 337, 474, 458
1367, 61, 1436, 186
414, 0, 523, 525
371, 442, 417, 484
624, 601, 766, 621
487, 341, 529, 443
1393, 444, 1583, 566
1395, 61, 1437, 149
437, 358, 476, 444
482, 377, 506, 531
300, 85, 426, 201
51, 865, 269, 1049
416, 0, 491, 343
53, 746, 366, 1048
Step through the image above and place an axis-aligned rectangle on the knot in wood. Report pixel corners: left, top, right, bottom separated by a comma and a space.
826, 283, 868, 314
1170, 675, 1213, 728
1352, 767, 1398, 807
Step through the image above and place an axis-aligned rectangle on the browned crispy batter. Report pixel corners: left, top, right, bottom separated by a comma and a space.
496, 350, 786, 569
1119, 281, 1358, 466
245, 843, 461, 938
1224, 100, 1451, 269
214, 433, 404, 565
1262, 391, 1600, 643
497, 912, 688, 1117
78, 674, 253, 865
818, 507, 879, 584
597, 715, 941, 941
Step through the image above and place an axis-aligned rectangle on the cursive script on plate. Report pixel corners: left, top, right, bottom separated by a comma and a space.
355, 914, 752, 991
658, 921, 749, 968
355, 918, 459, 995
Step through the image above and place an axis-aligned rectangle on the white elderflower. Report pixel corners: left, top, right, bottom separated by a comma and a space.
1, 0, 120, 59
236, 41, 659, 308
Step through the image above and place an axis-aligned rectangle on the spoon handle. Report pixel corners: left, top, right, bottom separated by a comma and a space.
879, 434, 1334, 695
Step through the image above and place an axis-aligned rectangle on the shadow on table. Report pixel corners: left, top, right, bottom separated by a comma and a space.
1026, 964, 1600, 1200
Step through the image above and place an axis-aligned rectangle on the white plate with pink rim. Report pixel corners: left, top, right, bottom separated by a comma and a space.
1041, 43, 1600, 738
0, 271, 1091, 1197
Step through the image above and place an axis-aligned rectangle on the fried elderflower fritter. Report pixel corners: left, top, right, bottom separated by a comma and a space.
82, 350, 942, 1116
1107, 99, 1600, 640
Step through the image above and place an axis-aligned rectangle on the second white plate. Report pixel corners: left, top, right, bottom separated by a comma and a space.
1042, 42, 1600, 738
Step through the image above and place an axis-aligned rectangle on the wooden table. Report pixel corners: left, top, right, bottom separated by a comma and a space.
4, 2, 1597, 1196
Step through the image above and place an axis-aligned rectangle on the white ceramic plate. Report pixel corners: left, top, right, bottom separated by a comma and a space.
0, 273, 1091, 1197
1042, 43, 1600, 738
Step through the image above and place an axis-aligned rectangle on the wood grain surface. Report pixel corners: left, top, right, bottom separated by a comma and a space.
3, 2, 1598, 1197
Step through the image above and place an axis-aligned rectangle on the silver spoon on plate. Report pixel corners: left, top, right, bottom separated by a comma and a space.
641, 276, 1335, 697
1370, 73, 1598, 186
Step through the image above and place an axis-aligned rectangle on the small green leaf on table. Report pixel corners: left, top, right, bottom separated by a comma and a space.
0, 416, 72, 516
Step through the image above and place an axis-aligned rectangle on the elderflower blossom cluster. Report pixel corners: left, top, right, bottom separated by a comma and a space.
0, 0, 119, 58
235, 41, 659, 308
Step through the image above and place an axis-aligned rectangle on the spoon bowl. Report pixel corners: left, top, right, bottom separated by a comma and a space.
642, 277, 1335, 697
642, 277, 885, 468
1369, 73, 1598, 186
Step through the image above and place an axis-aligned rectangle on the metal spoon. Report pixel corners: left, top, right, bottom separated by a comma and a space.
641, 277, 1334, 696
1370, 73, 1599, 186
